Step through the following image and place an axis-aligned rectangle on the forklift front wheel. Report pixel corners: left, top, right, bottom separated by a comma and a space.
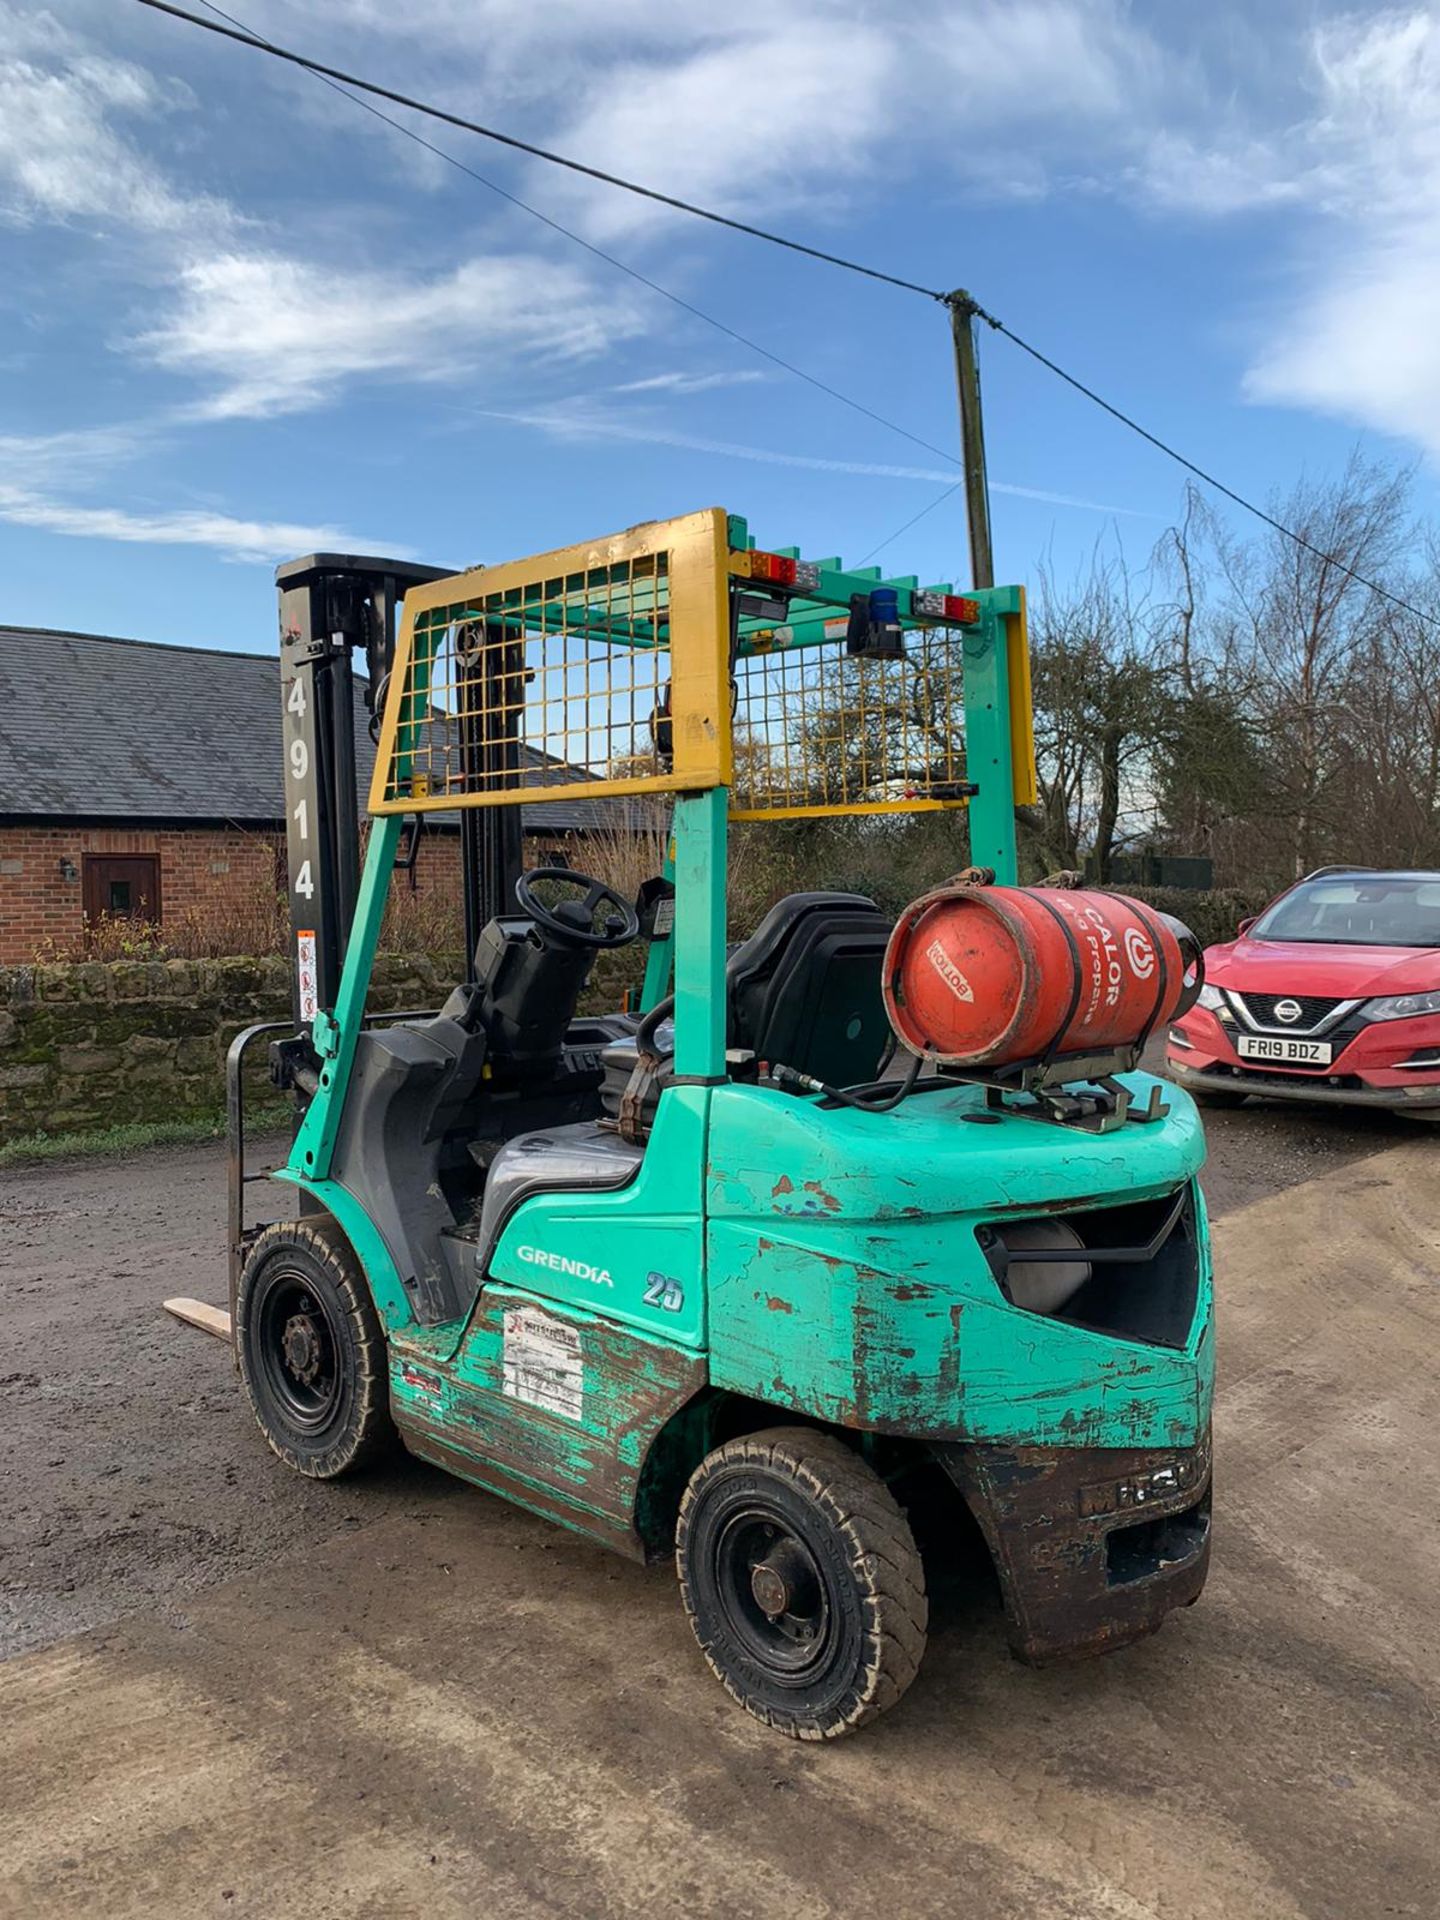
676, 1427, 927, 1740
236, 1221, 395, 1479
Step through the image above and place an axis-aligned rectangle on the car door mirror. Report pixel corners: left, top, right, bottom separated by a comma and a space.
1236, 916, 1256, 937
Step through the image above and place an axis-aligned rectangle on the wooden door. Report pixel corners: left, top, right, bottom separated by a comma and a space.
83, 855, 161, 927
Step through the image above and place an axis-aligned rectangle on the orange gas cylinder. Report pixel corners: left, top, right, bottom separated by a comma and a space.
882, 883, 1200, 1069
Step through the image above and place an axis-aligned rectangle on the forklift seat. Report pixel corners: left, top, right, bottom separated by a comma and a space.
473, 1122, 644, 1278
726, 891, 892, 1087
598, 892, 893, 1122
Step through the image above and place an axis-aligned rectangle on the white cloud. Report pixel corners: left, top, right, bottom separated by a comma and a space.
0, 484, 409, 563
0, 21, 228, 236
0, 426, 402, 562
536, 23, 898, 242
1194, 9, 1440, 459
137, 251, 647, 419
0, 4, 644, 426
513, 0, 1171, 235
0, 424, 150, 488
610, 370, 767, 396
18, 0, 1440, 536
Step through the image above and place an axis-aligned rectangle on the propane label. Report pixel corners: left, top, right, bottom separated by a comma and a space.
1064, 903, 1158, 1028
502, 1304, 583, 1421
1067, 904, 1123, 1025
296, 929, 318, 1023
926, 937, 975, 1003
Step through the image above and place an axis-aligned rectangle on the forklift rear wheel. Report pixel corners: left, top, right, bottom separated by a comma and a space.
236, 1221, 395, 1479
675, 1426, 927, 1739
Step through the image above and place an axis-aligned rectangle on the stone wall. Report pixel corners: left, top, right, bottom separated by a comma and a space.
0, 944, 646, 1144
0, 952, 462, 1142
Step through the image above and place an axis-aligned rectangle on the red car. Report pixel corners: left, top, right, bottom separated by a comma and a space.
1166, 867, 1440, 1118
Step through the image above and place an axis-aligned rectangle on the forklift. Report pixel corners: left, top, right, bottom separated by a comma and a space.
227, 509, 1213, 1740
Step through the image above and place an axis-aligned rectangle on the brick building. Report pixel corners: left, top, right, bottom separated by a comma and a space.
0, 626, 616, 965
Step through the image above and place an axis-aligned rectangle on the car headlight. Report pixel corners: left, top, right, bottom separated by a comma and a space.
1196, 984, 1226, 1012
1365, 989, 1440, 1021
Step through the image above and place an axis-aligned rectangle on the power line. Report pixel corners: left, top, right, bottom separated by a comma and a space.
134, 0, 1439, 627
961, 299, 1439, 629
858, 481, 965, 566
177, 0, 966, 478
132, 0, 945, 302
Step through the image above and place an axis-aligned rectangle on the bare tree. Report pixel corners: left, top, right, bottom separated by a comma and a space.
1232, 453, 1413, 875
1028, 555, 1170, 880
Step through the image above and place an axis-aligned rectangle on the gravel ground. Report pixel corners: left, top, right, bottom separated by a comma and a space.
3, 1100, 1437, 1919
0, 1083, 1421, 1664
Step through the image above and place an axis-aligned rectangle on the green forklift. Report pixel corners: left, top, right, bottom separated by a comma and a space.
227, 508, 1213, 1739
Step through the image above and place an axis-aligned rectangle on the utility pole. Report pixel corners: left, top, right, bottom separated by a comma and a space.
948, 290, 995, 590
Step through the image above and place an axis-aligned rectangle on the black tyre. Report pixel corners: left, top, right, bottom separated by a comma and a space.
675, 1426, 927, 1739
1191, 1086, 1248, 1110
235, 1220, 394, 1479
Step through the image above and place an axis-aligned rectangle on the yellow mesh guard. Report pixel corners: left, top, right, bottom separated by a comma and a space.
729, 622, 971, 821
369, 510, 731, 814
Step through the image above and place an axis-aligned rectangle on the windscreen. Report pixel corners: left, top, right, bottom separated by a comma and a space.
1253, 877, 1440, 947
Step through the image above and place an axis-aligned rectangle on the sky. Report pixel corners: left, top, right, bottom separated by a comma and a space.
4, 0, 1440, 654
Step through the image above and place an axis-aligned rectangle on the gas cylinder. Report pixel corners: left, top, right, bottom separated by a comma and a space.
882, 882, 1201, 1069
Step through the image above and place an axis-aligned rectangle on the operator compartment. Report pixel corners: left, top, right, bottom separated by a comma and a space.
326, 867, 644, 1325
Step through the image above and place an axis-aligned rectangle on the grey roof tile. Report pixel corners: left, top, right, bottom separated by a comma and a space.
0, 626, 655, 835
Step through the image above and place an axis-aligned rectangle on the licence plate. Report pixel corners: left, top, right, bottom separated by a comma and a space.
1236, 1034, 1332, 1067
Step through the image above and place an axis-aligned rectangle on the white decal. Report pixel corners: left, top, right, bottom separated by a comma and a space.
518, 1244, 613, 1288
1068, 904, 1125, 1022
925, 937, 974, 1003
503, 1305, 583, 1421
1124, 926, 1156, 980
296, 929, 318, 1023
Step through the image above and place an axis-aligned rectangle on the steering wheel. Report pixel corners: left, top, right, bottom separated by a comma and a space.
515, 867, 641, 950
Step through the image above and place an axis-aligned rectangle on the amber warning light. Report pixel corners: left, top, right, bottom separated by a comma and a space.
913, 590, 981, 625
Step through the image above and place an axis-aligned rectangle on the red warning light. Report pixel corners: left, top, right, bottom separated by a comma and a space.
749, 551, 799, 586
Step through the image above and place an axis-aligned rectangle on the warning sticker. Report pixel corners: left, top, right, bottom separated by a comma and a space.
502, 1305, 583, 1422
296, 929, 318, 1022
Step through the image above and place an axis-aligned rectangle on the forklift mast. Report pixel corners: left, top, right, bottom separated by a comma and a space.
273, 553, 527, 1027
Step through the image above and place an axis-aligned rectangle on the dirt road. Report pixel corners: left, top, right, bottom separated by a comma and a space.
2, 1099, 1437, 1917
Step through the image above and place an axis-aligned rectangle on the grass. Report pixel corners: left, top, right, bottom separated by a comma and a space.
0, 1101, 293, 1168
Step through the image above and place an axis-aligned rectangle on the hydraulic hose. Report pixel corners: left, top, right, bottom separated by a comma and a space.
772, 1045, 927, 1113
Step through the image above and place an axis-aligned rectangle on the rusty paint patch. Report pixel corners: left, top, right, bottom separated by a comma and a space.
771, 1174, 795, 1199
937, 1301, 964, 1402
935, 1431, 1212, 1664
764, 1295, 796, 1315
